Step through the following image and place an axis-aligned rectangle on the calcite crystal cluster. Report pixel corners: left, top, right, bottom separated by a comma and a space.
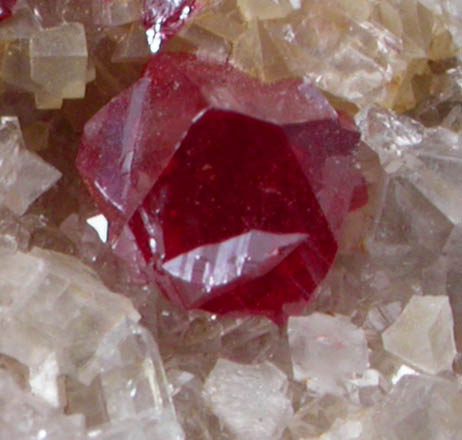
174, 0, 458, 111
0, 0, 461, 439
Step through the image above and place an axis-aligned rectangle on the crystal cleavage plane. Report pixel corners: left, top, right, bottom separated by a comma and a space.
77, 52, 366, 324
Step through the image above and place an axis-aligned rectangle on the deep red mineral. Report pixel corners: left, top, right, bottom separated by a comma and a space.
0, 0, 16, 21
77, 53, 366, 323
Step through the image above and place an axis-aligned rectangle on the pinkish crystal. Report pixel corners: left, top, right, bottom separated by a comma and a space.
77, 53, 366, 323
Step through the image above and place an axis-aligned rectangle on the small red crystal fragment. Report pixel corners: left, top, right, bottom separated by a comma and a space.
0, 0, 16, 21
143, 0, 197, 45
77, 53, 366, 323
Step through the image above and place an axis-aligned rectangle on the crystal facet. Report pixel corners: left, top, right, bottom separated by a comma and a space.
204, 359, 293, 440
288, 313, 369, 396
77, 52, 365, 322
382, 295, 456, 375
143, 0, 197, 50
0, 0, 16, 22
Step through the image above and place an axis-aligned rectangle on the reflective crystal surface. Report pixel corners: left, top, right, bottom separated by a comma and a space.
0, 0, 460, 438
382, 295, 456, 374
77, 52, 365, 323
175, 0, 458, 110
204, 359, 293, 440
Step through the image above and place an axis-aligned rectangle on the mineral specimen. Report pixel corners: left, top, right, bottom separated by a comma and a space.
204, 359, 293, 440
0, 247, 184, 439
0, 0, 16, 21
77, 52, 365, 323
143, 0, 197, 51
174, 0, 458, 111
0, 116, 61, 215
0, 0, 460, 438
288, 313, 369, 395
382, 295, 456, 375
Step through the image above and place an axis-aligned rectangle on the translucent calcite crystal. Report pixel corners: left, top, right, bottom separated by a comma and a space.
382, 295, 456, 375
0, 247, 184, 439
288, 313, 369, 396
0, 116, 61, 215
93, 0, 142, 27
143, 0, 198, 51
176, 0, 457, 110
77, 52, 366, 323
204, 359, 293, 440
373, 375, 462, 439
0, 6, 93, 109
356, 106, 462, 226
30, 23, 88, 100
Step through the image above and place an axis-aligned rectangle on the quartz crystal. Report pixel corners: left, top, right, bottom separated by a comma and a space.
77, 52, 365, 323
288, 313, 369, 395
204, 359, 293, 440
382, 295, 456, 375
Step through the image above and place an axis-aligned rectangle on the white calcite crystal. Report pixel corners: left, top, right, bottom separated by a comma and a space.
288, 313, 369, 395
356, 106, 462, 225
0, 371, 86, 440
0, 247, 184, 440
0, 116, 61, 215
373, 375, 462, 439
204, 359, 293, 440
382, 295, 456, 374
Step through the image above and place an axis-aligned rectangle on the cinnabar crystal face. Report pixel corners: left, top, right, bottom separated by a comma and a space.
77, 53, 366, 324
0, 0, 17, 21
129, 108, 338, 322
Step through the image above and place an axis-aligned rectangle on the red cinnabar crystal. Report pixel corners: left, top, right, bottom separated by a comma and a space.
77, 53, 366, 323
0, 0, 16, 21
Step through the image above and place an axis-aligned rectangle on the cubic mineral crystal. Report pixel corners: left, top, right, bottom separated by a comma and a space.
382, 295, 456, 375
30, 23, 88, 100
77, 52, 366, 323
204, 359, 293, 440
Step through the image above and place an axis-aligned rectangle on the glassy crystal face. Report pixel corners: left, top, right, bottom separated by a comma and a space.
0, 0, 16, 22
77, 52, 365, 323
174, 0, 458, 111
143, 0, 197, 50
204, 359, 293, 440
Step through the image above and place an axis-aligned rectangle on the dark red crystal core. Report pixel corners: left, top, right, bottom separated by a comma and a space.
142, 0, 197, 42
0, 0, 16, 21
77, 52, 366, 323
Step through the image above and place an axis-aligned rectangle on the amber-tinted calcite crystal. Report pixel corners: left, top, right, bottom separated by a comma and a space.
77, 53, 365, 323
